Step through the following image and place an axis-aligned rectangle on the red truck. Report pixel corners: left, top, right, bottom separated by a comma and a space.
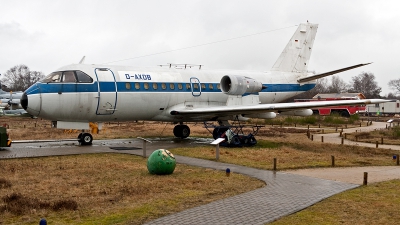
295, 97, 366, 117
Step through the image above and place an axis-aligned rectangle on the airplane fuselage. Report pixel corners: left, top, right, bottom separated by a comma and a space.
22, 63, 315, 123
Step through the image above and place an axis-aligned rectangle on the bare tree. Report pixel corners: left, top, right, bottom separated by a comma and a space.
348, 72, 381, 98
388, 79, 400, 94
285, 77, 329, 102
327, 76, 350, 93
2, 64, 44, 91
386, 92, 400, 100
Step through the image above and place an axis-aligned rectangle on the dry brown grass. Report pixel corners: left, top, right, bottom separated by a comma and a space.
0, 154, 263, 224
1, 117, 210, 141
346, 126, 400, 145
173, 132, 400, 170
2, 117, 400, 224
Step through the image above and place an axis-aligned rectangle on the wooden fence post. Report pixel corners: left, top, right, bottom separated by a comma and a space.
363, 172, 368, 185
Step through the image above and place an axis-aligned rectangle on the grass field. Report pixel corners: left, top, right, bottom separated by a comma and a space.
172, 135, 400, 170
346, 125, 400, 145
1, 116, 400, 224
0, 154, 263, 224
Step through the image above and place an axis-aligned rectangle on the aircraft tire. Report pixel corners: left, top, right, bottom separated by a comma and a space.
212, 127, 228, 139
173, 125, 190, 139
79, 133, 93, 145
181, 125, 190, 139
173, 125, 183, 138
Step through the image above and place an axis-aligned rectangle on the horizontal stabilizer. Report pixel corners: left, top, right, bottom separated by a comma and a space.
297, 63, 372, 83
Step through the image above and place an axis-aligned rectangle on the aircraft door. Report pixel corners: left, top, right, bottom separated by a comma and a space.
95, 68, 117, 115
190, 77, 201, 97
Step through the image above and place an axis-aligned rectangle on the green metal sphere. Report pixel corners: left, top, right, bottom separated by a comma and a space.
147, 149, 176, 175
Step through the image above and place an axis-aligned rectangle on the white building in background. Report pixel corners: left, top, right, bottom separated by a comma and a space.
366, 100, 400, 116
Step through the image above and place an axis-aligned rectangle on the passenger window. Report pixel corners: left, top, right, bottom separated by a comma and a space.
178, 83, 183, 90
135, 83, 140, 90
170, 83, 175, 90
62, 71, 77, 83
201, 83, 206, 89
217, 84, 221, 90
125, 83, 131, 90
209, 83, 214, 90
161, 83, 166, 90
193, 83, 199, 90
153, 83, 158, 90
76, 71, 93, 83
144, 83, 149, 90
42, 72, 62, 83
186, 83, 191, 89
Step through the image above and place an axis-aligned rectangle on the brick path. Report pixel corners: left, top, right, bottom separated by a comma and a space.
142, 155, 358, 225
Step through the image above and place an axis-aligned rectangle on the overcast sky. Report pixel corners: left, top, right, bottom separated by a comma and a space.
1, 0, 399, 95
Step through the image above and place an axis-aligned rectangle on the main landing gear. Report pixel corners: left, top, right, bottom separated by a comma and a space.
173, 124, 190, 138
205, 118, 264, 147
78, 132, 93, 145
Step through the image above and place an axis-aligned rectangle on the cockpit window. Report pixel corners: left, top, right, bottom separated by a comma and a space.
76, 71, 93, 83
41, 70, 93, 83
61, 71, 77, 83
42, 72, 62, 83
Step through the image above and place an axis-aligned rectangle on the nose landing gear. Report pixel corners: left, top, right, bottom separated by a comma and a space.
78, 133, 93, 145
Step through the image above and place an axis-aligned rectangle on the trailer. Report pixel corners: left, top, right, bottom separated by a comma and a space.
366, 100, 400, 116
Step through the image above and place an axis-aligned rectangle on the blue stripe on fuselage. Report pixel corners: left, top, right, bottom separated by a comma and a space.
25, 82, 316, 94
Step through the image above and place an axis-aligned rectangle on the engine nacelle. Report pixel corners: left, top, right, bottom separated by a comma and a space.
220, 75, 263, 95
279, 109, 313, 116
244, 112, 277, 119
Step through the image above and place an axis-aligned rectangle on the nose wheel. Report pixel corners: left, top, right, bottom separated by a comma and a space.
78, 133, 93, 145
173, 125, 190, 138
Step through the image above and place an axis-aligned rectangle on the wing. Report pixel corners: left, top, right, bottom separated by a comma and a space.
170, 99, 391, 120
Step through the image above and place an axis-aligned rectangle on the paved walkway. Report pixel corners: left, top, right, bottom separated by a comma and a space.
141, 155, 358, 225
312, 121, 400, 150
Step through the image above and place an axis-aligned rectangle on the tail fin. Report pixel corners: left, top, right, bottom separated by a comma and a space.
271, 22, 318, 73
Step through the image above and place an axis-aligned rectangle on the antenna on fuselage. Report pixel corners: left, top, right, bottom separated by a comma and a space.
158, 63, 203, 70
79, 56, 86, 64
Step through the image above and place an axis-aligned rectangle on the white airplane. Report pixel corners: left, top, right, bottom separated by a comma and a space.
0, 83, 24, 110
21, 22, 389, 145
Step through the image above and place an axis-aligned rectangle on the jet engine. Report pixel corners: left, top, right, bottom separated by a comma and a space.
279, 109, 313, 116
220, 75, 263, 95
243, 112, 277, 119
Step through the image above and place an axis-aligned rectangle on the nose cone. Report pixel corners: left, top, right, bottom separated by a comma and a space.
22, 84, 41, 116
21, 92, 28, 110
